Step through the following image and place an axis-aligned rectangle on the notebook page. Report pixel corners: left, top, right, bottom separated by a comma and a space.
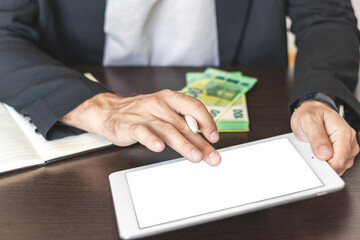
5, 105, 111, 161
0, 104, 42, 173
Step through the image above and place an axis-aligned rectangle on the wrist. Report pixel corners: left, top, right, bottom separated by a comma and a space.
296, 92, 344, 117
60, 93, 120, 133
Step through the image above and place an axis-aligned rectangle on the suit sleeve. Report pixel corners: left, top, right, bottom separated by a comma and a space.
288, 0, 360, 131
0, 0, 110, 139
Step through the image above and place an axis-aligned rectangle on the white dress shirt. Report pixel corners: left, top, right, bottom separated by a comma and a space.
103, 0, 220, 66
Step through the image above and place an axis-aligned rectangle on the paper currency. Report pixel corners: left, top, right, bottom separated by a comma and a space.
215, 94, 249, 132
182, 68, 256, 132
181, 78, 243, 121
185, 71, 242, 85
204, 68, 257, 93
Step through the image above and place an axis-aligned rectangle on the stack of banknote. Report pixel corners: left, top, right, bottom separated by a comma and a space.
181, 68, 257, 132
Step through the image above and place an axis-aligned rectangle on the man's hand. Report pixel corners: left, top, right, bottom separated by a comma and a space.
291, 101, 359, 175
60, 91, 221, 166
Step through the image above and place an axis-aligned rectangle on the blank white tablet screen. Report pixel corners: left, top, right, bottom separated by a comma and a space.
126, 138, 323, 228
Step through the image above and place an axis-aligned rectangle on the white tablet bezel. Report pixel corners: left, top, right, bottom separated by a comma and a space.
109, 133, 344, 239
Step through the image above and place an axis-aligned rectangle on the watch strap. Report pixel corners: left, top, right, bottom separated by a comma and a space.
296, 92, 344, 117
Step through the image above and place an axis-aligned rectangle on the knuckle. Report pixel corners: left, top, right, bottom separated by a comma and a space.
160, 122, 177, 137
107, 122, 134, 146
131, 124, 145, 137
350, 128, 357, 141
130, 124, 154, 144
143, 95, 161, 105
141, 96, 163, 109
177, 120, 192, 134
159, 89, 176, 97
190, 98, 205, 110
195, 140, 212, 152
290, 118, 305, 137
337, 160, 347, 174
347, 159, 354, 169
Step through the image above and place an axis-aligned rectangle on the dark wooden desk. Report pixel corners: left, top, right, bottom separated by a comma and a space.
0, 67, 359, 240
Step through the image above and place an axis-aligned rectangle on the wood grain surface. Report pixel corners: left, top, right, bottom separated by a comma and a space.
0, 66, 359, 240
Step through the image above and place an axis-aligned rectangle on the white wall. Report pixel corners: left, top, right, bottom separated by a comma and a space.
352, 0, 360, 28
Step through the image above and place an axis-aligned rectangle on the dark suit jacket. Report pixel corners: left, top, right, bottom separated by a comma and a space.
0, 0, 359, 139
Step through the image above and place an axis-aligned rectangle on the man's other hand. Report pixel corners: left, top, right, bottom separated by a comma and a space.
291, 101, 359, 175
60, 91, 221, 166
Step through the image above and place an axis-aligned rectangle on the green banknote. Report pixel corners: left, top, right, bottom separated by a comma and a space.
183, 69, 255, 132
204, 68, 257, 93
215, 94, 249, 132
185, 72, 208, 85
181, 78, 243, 121
186, 71, 242, 86
209, 70, 251, 131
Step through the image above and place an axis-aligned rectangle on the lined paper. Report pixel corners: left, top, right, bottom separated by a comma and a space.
0, 103, 111, 173
6, 105, 111, 162
0, 104, 42, 172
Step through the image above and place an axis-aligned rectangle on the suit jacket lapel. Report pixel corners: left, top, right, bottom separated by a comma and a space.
215, 0, 252, 65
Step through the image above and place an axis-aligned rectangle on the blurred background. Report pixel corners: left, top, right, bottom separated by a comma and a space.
287, 0, 360, 67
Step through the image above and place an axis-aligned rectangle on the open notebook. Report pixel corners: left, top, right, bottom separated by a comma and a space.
0, 103, 112, 174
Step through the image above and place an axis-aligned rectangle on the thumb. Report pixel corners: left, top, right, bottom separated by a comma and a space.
303, 122, 333, 160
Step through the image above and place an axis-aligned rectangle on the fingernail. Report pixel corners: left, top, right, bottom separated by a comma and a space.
191, 149, 202, 162
318, 146, 332, 156
209, 151, 221, 165
154, 141, 163, 151
210, 131, 219, 142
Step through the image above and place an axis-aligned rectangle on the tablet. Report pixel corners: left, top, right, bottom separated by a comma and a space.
109, 133, 344, 239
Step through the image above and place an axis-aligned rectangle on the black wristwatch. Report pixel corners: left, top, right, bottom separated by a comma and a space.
296, 92, 344, 117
